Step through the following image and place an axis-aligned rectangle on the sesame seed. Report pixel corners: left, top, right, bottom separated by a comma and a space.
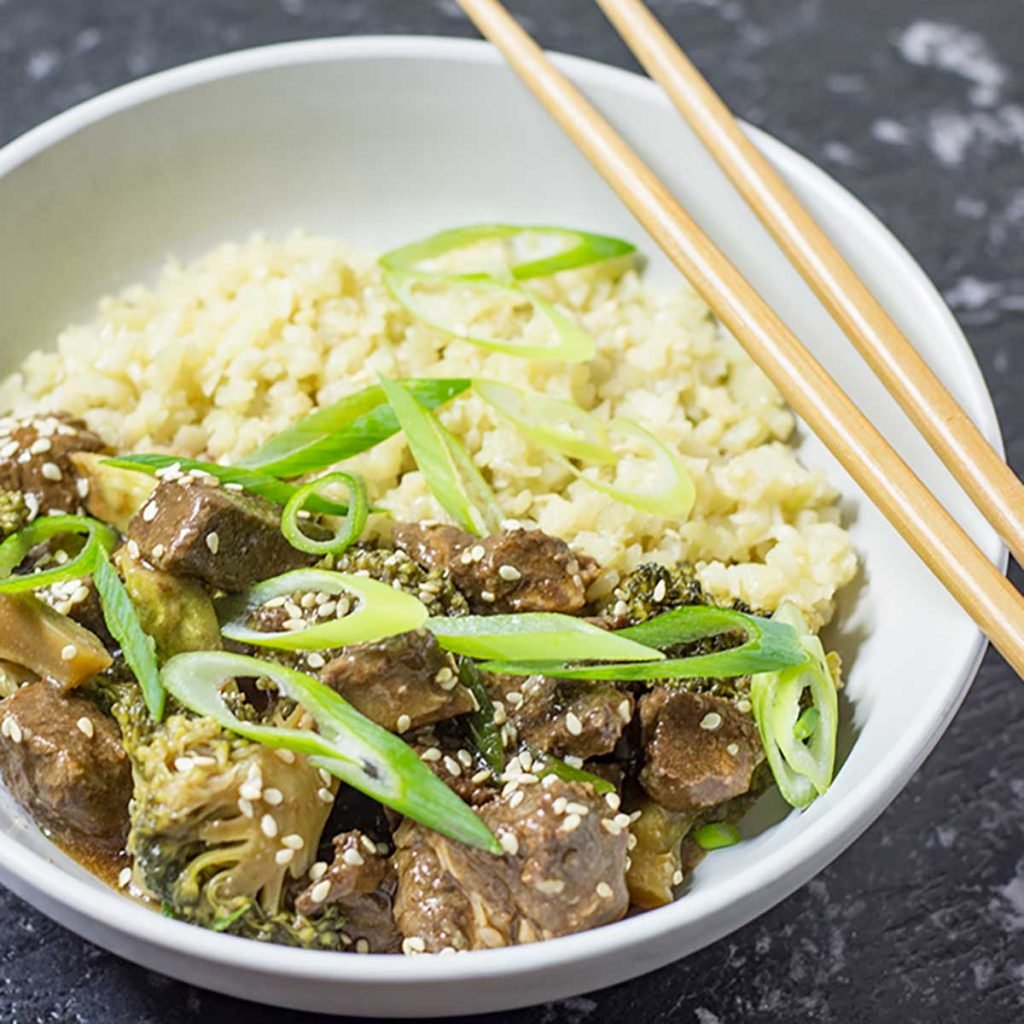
360, 834, 377, 855
318, 768, 332, 785
471, 768, 491, 785
282, 617, 307, 631
205, 531, 220, 554
317, 787, 334, 804
443, 755, 462, 777
355, 939, 371, 954
726, 743, 740, 757
237, 798, 254, 818
492, 703, 507, 725
456, 749, 473, 768
310, 879, 332, 904
600, 819, 621, 836
700, 712, 723, 731
553, 796, 569, 815
626, 833, 638, 850
396, 714, 412, 734
40, 462, 62, 482
260, 814, 278, 838
509, 790, 525, 809
282, 833, 305, 850
617, 699, 632, 723
479, 590, 496, 603
70, 584, 90, 605
497, 564, 522, 582
499, 832, 520, 856
141, 502, 158, 522
76, 477, 90, 498
613, 813, 633, 830
7, 719, 22, 744
596, 881, 614, 900
309, 861, 329, 881
505, 691, 523, 708
653, 579, 667, 602
118, 867, 132, 889
534, 878, 565, 895
672, 869, 684, 886
127, 540, 140, 559
435, 666, 454, 684
565, 711, 583, 736
420, 747, 442, 763
275, 848, 295, 866
736, 699, 752, 714
402, 936, 426, 955
28, 437, 52, 455
174, 757, 194, 772
342, 848, 364, 867
300, 592, 317, 609
224, 482, 245, 492
75, 716, 94, 739
564, 801, 590, 816
469, 544, 485, 562
306, 652, 325, 670
258, 788, 281, 807
239, 779, 262, 801
60, 643, 78, 661
559, 813, 582, 834
605, 792, 621, 811
0, 441, 18, 458
276, 748, 296, 764
563, 754, 584, 769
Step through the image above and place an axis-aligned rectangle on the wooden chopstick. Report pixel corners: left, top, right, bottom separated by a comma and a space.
456, 0, 1024, 678
596, 0, 1024, 569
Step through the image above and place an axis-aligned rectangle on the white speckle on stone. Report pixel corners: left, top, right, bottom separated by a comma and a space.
897, 21, 1007, 107
26, 49, 59, 81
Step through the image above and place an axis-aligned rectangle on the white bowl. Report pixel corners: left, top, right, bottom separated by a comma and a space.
0, 36, 1004, 1018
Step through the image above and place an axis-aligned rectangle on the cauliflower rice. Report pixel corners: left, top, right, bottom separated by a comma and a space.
0, 232, 856, 627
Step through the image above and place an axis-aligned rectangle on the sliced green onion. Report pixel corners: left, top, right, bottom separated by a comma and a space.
480, 607, 805, 680
750, 603, 838, 809
458, 658, 505, 774
211, 900, 252, 932
380, 223, 635, 281
281, 472, 368, 557
473, 379, 616, 464
425, 612, 664, 664
531, 752, 616, 796
93, 549, 164, 720
162, 651, 499, 852
235, 378, 470, 478
692, 822, 741, 851
384, 270, 595, 363
0, 515, 118, 594
793, 707, 820, 741
556, 418, 695, 518
103, 455, 351, 516
217, 568, 428, 651
379, 376, 503, 536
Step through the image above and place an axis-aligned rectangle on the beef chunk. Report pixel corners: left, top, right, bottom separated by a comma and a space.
407, 728, 498, 807
487, 672, 633, 761
0, 413, 105, 517
320, 631, 474, 734
393, 523, 598, 614
393, 778, 628, 951
295, 830, 401, 953
0, 681, 131, 843
126, 476, 315, 591
638, 689, 762, 812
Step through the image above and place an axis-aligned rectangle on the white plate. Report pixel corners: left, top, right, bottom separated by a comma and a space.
0, 36, 1004, 1017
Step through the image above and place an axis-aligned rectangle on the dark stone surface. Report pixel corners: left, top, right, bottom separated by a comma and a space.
1, 0, 1022, 1021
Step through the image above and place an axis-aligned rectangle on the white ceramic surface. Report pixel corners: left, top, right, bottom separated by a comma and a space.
0, 36, 1005, 1018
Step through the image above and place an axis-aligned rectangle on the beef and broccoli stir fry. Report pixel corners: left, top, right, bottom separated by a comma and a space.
0, 400, 839, 955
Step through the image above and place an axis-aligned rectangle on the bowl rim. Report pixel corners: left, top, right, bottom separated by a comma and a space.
0, 33, 1005, 986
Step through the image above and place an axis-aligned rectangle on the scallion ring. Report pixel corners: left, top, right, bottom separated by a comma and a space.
217, 568, 428, 651
0, 515, 118, 594
692, 822, 741, 851
383, 270, 596, 363
281, 471, 368, 557
160, 650, 499, 853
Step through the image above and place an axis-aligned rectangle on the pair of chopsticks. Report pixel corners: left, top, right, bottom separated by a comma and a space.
456, 0, 1024, 678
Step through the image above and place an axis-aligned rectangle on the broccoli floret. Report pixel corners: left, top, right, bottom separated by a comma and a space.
601, 563, 761, 699
119, 707, 341, 947
330, 545, 469, 617
0, 489, 29, 537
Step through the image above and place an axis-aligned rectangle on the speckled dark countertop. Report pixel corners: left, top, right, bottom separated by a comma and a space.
0, 1, 1022, 1021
